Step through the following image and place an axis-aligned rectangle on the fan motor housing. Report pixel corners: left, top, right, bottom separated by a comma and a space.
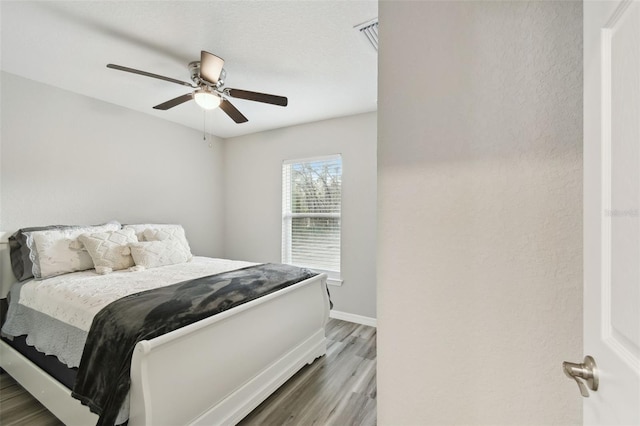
189, 61, 225, 88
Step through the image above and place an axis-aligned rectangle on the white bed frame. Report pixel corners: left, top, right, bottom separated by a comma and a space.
0, 232, 330, 425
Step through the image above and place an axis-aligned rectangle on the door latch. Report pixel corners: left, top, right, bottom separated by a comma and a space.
563, 355, 599, 397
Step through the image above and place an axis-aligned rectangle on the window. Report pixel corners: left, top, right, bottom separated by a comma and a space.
282, 155, 342, 283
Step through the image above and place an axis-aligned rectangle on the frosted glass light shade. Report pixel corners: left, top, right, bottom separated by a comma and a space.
194, 90, 221, 110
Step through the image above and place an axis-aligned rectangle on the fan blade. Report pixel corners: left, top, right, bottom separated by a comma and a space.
107, 64, 194, 88
219, 99, 248, 123
200, 51, 225, 85
227, 88, 288, 107
225, 89, 288, 106
153, 93, 194, 110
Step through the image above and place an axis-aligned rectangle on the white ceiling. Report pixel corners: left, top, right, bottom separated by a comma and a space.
0, 1, 377, 139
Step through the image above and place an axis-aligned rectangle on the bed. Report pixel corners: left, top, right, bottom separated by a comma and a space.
0, 223, 330, 425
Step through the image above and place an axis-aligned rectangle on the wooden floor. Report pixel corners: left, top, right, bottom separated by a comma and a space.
0, 373, 63, 426
0, 318, 376, 426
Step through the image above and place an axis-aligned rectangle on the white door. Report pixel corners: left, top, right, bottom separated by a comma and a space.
583, 0, 640, 424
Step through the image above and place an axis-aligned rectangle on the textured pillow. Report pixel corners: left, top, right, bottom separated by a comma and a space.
9, 225, 70, 281
142, 226, 193, 260
78, 228, 138, 275
128, 240, 191, 270
123, 224, 180, 241
123, 224, 193, 260
29, 221, 121, 279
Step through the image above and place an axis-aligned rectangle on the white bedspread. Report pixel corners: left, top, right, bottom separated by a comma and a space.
18, 257, 257, 332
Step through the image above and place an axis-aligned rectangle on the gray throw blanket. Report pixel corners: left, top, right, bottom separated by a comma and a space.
71, 263, 318, 426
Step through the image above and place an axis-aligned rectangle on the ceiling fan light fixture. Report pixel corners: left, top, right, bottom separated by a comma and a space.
194, 89, 221, 110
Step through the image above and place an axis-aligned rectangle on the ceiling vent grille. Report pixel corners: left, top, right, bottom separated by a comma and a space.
355, 18, 378, 52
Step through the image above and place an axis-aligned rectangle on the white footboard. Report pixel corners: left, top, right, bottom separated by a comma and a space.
129, 273, 329, 426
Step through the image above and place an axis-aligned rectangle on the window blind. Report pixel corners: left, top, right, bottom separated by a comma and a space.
282, 155, 342, 274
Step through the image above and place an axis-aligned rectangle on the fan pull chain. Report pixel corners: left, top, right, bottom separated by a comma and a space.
209, 110, 213, 148
203, 110, 207, 141
202, 110, 213, 148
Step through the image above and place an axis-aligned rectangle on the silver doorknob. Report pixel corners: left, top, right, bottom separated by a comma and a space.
563, 355, 599, 397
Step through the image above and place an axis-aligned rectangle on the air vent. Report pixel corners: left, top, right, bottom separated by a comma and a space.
355, 18, 378, 52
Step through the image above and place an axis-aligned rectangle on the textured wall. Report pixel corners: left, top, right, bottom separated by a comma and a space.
377, 1, 583, 424
223, 112, 377, 319
1, 72, 225, 257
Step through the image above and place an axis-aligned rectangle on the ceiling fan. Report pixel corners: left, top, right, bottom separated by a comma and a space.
107, 51, 288, 124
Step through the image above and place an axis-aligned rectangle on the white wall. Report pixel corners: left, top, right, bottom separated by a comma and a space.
378, 1, 583, 425
223, 112, 377, 319
1, 72, 225, 256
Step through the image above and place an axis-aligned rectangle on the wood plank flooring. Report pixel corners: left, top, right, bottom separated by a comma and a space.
0, 373, 62, 426
0, 318, 376, 426
239, 318, 377, 426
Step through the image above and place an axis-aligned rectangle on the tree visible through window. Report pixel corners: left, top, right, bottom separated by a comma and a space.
282, 155, 342, 277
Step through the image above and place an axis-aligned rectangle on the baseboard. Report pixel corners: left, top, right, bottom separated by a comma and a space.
329, 310, 377, 327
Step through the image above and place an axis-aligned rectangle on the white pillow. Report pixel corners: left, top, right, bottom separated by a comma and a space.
142, 226, 192, 260
123, 224, 181, 241
78, 228, 138, 275
128, 240, 191, 270
30, 221, 121, 279
123, 224, 193, 260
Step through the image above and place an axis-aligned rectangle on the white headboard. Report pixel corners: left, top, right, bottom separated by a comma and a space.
0, 232, 16, 299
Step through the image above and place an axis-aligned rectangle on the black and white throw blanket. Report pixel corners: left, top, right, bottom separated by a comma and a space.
71, 263, 319, 426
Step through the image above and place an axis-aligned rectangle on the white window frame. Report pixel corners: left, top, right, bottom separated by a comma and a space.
282, 154, 343, 286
